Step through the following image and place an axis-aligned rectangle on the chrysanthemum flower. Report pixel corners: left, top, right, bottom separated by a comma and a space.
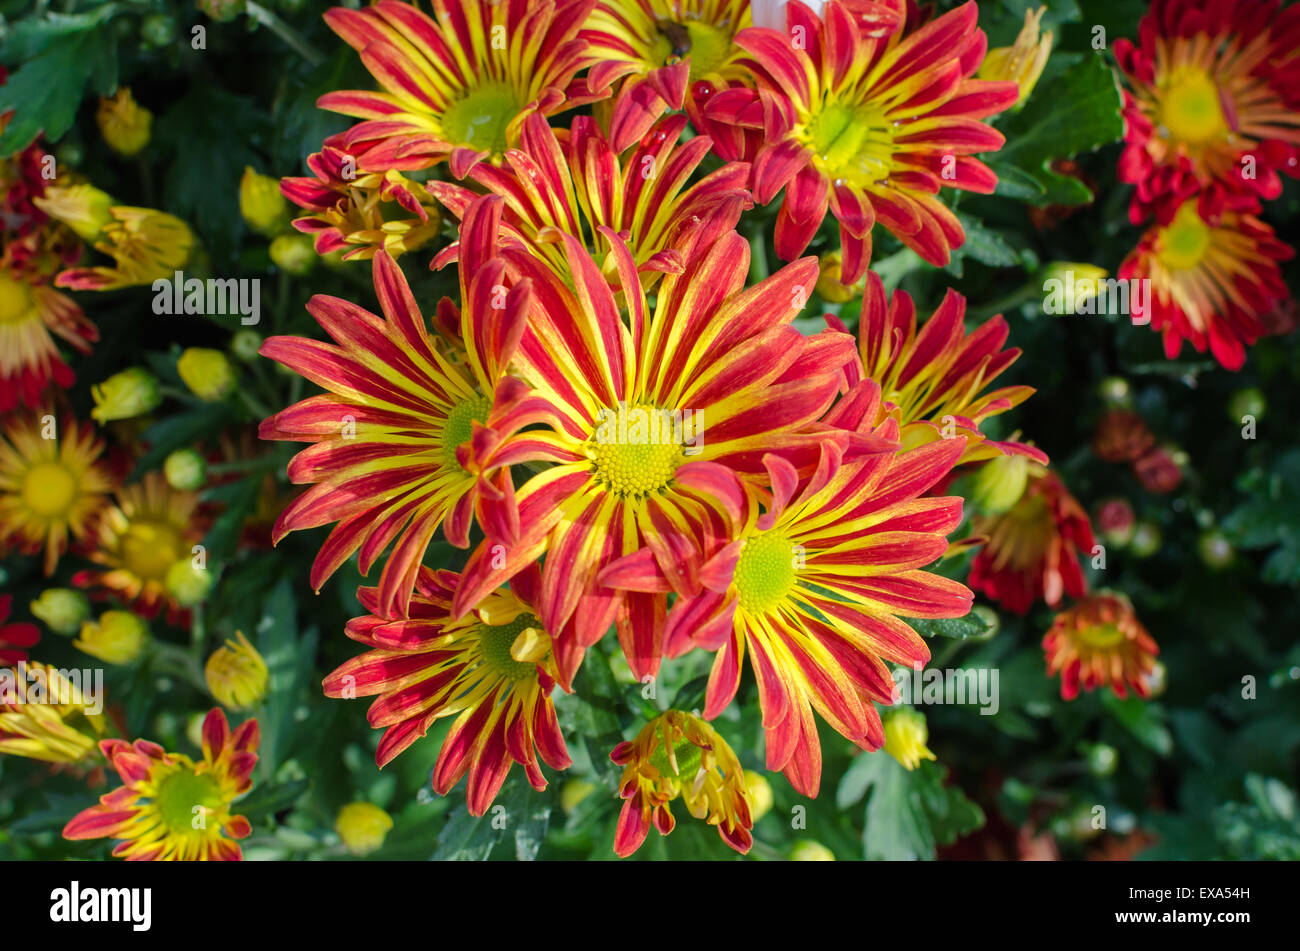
1, 147, 96, 412
882, 707, 936, 770
613, 384, 972, 795
610, 709, 753, 857
72, 472, 204, 622
1114, 0, 1300, 222
451, 227, 859, 688
1091, 408, 1154, 463
280, 134, 443, 260
205, 632, 269, 711
322, 565, 570, 816
37, 187, 194, 291
1119, 198, 1292, 370
0, 595, 39, 665
427, 112, 750, 282
318, 0, 597, 178
580, 0, 753, 151
0, 412, 113, 575
830, 272, 1047, 466
63, 707, 259, 861
711, 0, 1017, 282
1043, 592, 1159, 700
1, 661, 108, 764
969, 467, 1095, 615
260, 197, 539, 617
75, 610, 149, 666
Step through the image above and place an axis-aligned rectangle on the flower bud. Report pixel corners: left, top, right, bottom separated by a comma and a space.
1133, 445, 1182, 494
96, 88, 153, 158
560, 779, 597, 814
789, 840, 836, 861
239, 166, 288, 235
197, 0, 247, 23
1094, 497, 1136, 547
164, 448, 208, 491
177, 347, 236, 401
30, 588, 91, 636
972, 453, 1030, 514
977, 7, 1053, 106
335, 802, 394, 856
166, 561, 213, 607
75, 610, 149, 664
1129, 521, 1162, 558
1092, 409, 1154, 463
815, 251, 861, 303
882, 708, 936, 771
744, 770, 774, 822
269, 233, 316, 276
33, 184, 115, 242
205, 632, 269, 710
229, 329, 263, 362
91, 367, 162, 423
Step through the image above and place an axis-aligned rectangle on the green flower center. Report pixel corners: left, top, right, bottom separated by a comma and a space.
441, 82, 523, 156
22, 461, 77, 518
733, 532, 799, 613
648, 736, 703, 780
0, 274, 35, 326
441, 394, 491, 469
121, 519, 184, 583
802, 99, 894, 185
1156, 202, 1212, 271
1080, 623, 1125, 649
1160, 67, 1227, 145
153, 767, 225, 836
477, 613, 542, 682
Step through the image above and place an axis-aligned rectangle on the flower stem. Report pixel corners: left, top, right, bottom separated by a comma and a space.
246, 2, 325, 66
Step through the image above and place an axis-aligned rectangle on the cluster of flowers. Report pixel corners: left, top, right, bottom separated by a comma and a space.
1114, 0, 1300, 369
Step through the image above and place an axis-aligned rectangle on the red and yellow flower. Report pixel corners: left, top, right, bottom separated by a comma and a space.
610, 709, 753, 857
280, 133, 443, 260
1114, 0, 1300, 222
1, 145, 96, 412
450, 227, 857, 689
322, 565, 570, 816
831, 271, 1047, 467
1119, 198, 1293, 370
710, 0, 1017, 282
62, 708, 258, 861
581, 0, 753, 151
0, 412, 113, 575
427, 112, 751, 282
72, 472, 205, 622
613, 383, 972, 796
968, 467, 1095, 615
260, 197, 540, 617
1043, 592, 1159, 700
318, 0, 598, 178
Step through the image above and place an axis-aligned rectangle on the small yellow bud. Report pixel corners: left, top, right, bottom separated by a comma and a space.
269, 233, 316, 276
205, 632, 269, 710
815, 251, 862, 303
33, 184, 115, 242
177, 347, 236, 401
239, 166, 289, 236
97, 88, 153, 157
972, 453, 1030, 514
789, 840, 836, 861
977, 7, 1053, 106
560, 779, 597, 814
882, 708, 937, 771
75, 611, 149, 665
30, 588, 91, 636
91, 367, 161, 423
335, 802, 394, 856
744, 770, 774, 822
166, 561, 213, 607
164, 448, 207, 491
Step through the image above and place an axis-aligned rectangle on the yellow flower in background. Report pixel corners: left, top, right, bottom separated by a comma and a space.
90, 367, 161, 423
610, 710, 753, 858
177, 347, 236, 401
97, 88, 154, 157
0, 662, 108, 764
335, 802, 393, 856
744, 770, 773, 822
268, 233, 314, 276
44, 201, 194, 291
205, 632, 268, 711
165, 561, 213, 607
163, 449, 207, 491
75, 610, 149, 665
815, 251, 862, 303
31, 184, 114, 242
30, 588, 91, 636
882, 708, 937, 771
239, 167, 289, 235
978, 7, 1054, 106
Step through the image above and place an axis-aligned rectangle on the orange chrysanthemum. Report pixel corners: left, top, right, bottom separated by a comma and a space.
1043, 592, 1159, 700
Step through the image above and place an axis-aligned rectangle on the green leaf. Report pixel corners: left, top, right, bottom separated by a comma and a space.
1102, 693, 1173, 756
992, 56, 1124, 206
856, 755, 985, 860
907, 609, 992, 640
130, 403, 233, 479
255, 577, 313, 774
0, 29, 96, 154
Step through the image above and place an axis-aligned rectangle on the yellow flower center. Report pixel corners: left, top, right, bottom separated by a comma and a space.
587, 406, 686, 500
477, 613, 544, 682
153, 767, 225, 836
441, 393, 491, 469
651, 19, 733, 78
441, 82, 523, 156
1080, 623, 1125, 649
1156, 202, 1212, 271
121, 519, 185, 583
1160, 67, 1228, 145
733, 531, 799, 613
0, 273, 36, 326
21, 461, 78, 518
802, 99, 894, 186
